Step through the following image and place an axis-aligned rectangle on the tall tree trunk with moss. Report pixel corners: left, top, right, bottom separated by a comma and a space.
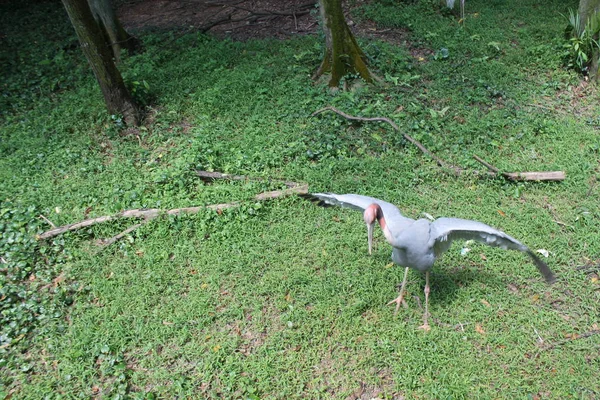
88, 0, 141, 63
314, 0, 374, 87
578, 0, 600, 80
62, 0, 139, 125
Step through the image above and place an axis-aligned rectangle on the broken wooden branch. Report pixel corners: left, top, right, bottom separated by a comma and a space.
196, 170, 302, 188
313, 106, 455, 171
196, 170, 250, 181
38, 184, 308, 241
313, 106, 565, 182
39, 214, 57, 229
97, 223, 145, 247
473, 155, 566, 182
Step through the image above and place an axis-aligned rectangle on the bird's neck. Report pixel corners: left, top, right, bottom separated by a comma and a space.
374, 205, 394, 244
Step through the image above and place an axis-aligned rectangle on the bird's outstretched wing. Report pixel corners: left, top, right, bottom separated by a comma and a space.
301, 193, 413, 233
429, 217, 556, 283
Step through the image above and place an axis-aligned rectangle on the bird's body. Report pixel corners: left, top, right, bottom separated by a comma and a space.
304, 193, 555, 330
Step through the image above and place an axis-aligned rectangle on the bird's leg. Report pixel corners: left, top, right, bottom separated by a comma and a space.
418, 271, 431, 332
387, 267, 410, 315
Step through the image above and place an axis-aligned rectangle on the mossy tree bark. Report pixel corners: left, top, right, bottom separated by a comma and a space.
62, 0, 139, 125
578, 0, 600, 31
314, 0, 373, 87
88, 0, 141, 63
578, 0, 600, 80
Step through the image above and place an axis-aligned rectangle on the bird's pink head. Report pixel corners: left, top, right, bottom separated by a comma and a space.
363, 203, 380, 225
363, 203, 385, 227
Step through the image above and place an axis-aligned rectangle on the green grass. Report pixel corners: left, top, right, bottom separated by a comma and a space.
1, 0, 599, 398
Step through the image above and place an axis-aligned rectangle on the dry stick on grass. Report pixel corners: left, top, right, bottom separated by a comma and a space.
39, 214, 57, 229
196, 170, 302, 188
312, 106, 455, 171
473, 155, 565, 182
38, 184, 308, 243
97, 223, 145, 247
313, 106, 566, 182
542, 198, 575, 230
542, 329, 600, 350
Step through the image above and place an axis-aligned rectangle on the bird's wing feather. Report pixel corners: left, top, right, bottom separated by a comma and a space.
305, 193, 413, 233
430, 217, 525, 251
430, 217, 555, 283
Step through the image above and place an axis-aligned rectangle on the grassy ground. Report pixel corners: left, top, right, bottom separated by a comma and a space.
1, 0, 599, 398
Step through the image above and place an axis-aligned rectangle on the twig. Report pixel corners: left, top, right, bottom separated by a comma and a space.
527, 103, 571, 116
552, 219, 575, 229
197, 170, 253, 181
313, 107, 566, 182
293, 11, 298, 31
473, 155, 566, 182
38, 184, 308, 241
312, 106, 456, 171
543, 329, 600, 350
313, 107, 565, 181
532, 325, 544, 344
413, 295, 422, 310
97, 223, 145, 247
39, 214, 56, 229
503, 171, 566, 181
472, 155, 500, 174
575, 263, 600, 272
543, 199, 574, 229
196, 170, 301, 188
433, 317, 471, 330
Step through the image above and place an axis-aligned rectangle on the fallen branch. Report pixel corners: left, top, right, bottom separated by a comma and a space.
473, 155, 566, 182
39, 214, 56, 228
313, 106, 454, 171
313, 106, 565, 181
196, 170, 302, 188
38, 184, 308, 241
96, 223, 145, 247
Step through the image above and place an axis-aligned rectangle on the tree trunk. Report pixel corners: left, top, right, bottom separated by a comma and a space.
578, 0, 600, 31
314, 0, 373, 87
88, 0, 141, 63
578, 0, 600, 80
62, 0, 139, 126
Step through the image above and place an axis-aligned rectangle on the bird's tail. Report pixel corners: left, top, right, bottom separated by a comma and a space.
526, 250, 556, 284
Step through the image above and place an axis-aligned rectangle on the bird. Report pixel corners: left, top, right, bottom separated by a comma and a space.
303, 193, 556, 331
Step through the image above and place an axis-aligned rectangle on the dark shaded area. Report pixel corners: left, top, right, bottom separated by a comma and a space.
118, 0, 321, 40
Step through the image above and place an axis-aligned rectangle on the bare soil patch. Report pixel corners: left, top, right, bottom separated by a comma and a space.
118, 0, 320, 41
117, 0, 413, 44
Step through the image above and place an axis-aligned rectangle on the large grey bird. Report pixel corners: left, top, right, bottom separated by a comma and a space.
303, 193, 556, 330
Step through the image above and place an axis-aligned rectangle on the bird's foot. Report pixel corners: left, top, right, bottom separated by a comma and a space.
386, 295, 408, 315
418, 311, 431, 331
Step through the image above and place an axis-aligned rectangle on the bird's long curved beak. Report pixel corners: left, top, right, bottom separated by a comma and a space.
367, 222, 374, 255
